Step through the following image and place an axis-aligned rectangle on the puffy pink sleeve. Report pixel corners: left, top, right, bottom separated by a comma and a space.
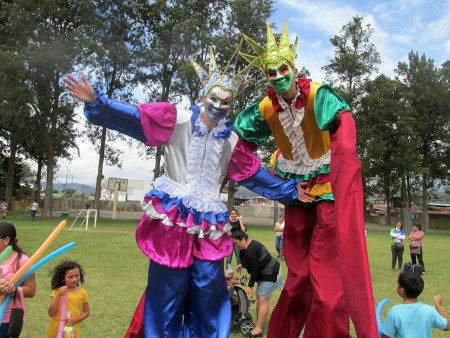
228, 137, 299, 202
227, 137, 261, 182
137, 102, 177, 147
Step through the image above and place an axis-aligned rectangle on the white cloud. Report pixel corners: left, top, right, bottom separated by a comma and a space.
372, 2, 392, 20
420, 5, 450, 43
362, 15, 399, 76
279, 0, 359, 36
445, 40, 450, 54
295, 39, 330, 81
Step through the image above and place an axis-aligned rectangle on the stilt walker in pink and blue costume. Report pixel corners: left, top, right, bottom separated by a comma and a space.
63, 43, 300, 338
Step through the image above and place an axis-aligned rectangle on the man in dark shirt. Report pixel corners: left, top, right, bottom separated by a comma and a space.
233, 231, 282, 337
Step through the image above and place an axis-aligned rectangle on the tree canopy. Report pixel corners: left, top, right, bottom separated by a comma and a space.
0, 4, 448, 222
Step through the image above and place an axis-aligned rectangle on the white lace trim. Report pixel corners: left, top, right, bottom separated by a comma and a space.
276, 89, 300, 112
193, 112, 230, 138
153, 176, 227, 213
185, 112, 226, 201
141, 198, 231, 240
276, 90, 331, 175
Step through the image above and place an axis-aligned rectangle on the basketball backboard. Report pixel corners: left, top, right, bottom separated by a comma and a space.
108, 178, 128, 192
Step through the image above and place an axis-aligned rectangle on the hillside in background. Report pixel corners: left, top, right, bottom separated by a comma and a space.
41, 182, 96, 195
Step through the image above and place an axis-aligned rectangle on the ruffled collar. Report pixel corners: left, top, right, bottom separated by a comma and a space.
190, 106, 232, 140
267, 77, 311, 113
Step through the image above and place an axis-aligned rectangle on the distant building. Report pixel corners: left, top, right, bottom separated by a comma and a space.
102, 178, 153, 202
226, 186, 275, 206
126, 179, 153, 201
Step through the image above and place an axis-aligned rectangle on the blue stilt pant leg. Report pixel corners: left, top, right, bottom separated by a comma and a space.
144, 260, 190, 338
185, 259, 231, 338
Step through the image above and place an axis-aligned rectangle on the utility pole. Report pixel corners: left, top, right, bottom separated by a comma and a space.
64, 167, 68, 200
64, 166, 71, 211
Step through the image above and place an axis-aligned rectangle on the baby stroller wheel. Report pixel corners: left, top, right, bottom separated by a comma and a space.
240, 319, 255, 334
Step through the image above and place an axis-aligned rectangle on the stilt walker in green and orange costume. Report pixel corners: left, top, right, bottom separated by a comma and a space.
234, 21, 378, 338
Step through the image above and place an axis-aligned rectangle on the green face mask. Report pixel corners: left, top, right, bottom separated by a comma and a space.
266, 61, 295, 93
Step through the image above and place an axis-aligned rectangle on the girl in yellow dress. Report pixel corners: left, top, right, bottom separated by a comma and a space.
44, 261, 89, 338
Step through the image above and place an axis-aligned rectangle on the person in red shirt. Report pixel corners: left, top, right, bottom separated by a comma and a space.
409, 224, 426, 274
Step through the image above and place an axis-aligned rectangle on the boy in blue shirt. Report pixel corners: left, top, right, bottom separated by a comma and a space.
381, 271, 449, 338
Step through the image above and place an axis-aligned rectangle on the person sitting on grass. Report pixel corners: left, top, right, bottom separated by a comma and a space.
381, 271, 449, 338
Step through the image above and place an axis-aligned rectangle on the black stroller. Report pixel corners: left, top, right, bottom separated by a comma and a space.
228, 274, 255, 335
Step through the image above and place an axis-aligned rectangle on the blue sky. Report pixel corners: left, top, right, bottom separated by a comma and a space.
270, 0, 449, 81
52, 0, 449, 188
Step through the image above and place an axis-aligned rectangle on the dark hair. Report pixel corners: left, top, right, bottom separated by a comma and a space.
398, 271, 424, 298
230, 208, 239, 215
49, 260, 85, 290
395, 221, 403, 229
413, 224, 422, 231
232, 230, 248, 241
0, 222, 26, 269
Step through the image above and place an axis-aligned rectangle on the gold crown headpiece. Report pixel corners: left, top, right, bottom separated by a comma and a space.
239, 21, 298, 73
191, 40, 254, 98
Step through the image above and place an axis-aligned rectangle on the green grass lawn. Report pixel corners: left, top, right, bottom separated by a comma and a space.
2, 211, 449, 337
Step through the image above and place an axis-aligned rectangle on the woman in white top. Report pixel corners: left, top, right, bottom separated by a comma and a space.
274, 215, 285, 259
29, 199, 39, 221
390, 221, 406, 272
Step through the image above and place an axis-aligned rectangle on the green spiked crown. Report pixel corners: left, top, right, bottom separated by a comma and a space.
240, 21, 298, 73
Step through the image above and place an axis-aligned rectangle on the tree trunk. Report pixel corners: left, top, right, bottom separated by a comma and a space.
43, 148, 55, 218
421, 173, 428, 231
386, 188, 391, 225
226, 181, 237, 211
5, 136, 17, 211
406, 175, 412, 208
153, 145, 163, 180
34, 160, 43, 203
94, 127, 107, 215
400, 175, 408, 231
273, 200, 279, 225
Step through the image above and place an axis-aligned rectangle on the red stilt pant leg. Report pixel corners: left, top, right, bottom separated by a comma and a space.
268, 202, 350, 338
303, 201, 350, 338
124, 291, 145, 338
268, 204, 315, 338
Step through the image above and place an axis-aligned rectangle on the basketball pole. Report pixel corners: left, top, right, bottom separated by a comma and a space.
112, 181, 119, 219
